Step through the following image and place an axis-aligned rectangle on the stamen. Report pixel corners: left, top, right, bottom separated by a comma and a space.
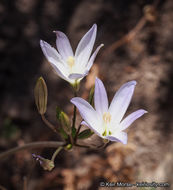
103, 112, 111, 123
67, 56, 75, 68
102, 112, 112, 136
102, 130, 107, 136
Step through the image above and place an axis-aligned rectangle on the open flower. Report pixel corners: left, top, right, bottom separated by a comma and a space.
71, 78, 147, 144
40, 24, 103, 84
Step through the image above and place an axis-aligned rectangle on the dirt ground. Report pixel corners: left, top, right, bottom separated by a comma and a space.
0, 0, 173, 190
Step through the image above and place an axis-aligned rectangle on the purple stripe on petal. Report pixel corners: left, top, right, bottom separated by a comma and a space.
109, 81, 137, 123
54, 31, 74, 61
86, 44, 104, 71
120, 109, 148, 130
94, 78, 108, 116
71, 97, 101, 134
106, 131, 127, 144
75, 24, 97, 67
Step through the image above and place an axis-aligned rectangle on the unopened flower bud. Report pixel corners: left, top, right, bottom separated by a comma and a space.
56, 107, 71, 134
34, 77, 48, 115
88, 85, 95, 106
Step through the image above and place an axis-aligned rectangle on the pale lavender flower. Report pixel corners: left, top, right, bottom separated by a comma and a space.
40, 24, 103, 84
71, 78, 147, 144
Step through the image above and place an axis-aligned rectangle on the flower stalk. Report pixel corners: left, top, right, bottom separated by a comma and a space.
41, 114, 58, 134
51, 146, 63, 163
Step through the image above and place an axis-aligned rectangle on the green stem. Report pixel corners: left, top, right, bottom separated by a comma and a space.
74, 123, 82, 143
71, 91, 77, 144
41, 114, 58, 134
0, 141, 65, 160
75, 144, 90, 148
51, 146, 63, 162
72, 105, 76, 129
72, 90, 77, 128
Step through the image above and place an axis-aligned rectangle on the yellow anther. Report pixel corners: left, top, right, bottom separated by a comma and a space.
67, 56, 75, 68
103, 112, 111, 124
102, 130, 107, 136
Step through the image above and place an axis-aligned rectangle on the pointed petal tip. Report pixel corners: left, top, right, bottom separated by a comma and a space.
95, 77, 103, 83
95, 77, 104, 87
40, 39, 44, 45
53, 31, 68, 40
81, 120, 89, 127
95, 76, 99, 80
122, 140, 127, 145
90, 23, 97, 33
70, 97, 77, 104
53, 30, 59, 35
40, 40, 48, 47
138, 109, 148, 114
106, 132, 128, 144
53, 30, 63, 37
121, 135, 128, 145
93, 23, 97, 29
122, 80, 137, 88
142, 109, 148, 114
129, 80, 137, 86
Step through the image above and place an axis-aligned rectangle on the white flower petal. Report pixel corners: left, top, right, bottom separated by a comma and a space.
94, 78, 108, 116
40, 40, 62, 63
71, 97, 101, 134
40, 40, 70, 81
81, 121, 102, 137
106, 131, 127, 144
54, 31, 74, 61
120, 109, 148, 130
86, 44, 104, 71
75, 24, 97, 67
68, 71, 88, 80
50, 63, 71, 82
109, 81, 137, 123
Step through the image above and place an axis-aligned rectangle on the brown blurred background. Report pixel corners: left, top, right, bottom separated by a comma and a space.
0, 0, 173, 189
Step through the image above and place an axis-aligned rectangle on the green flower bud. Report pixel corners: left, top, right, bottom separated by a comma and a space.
34, 77, 48, 115
88, 85, 95, 106
56, 107, 71, 134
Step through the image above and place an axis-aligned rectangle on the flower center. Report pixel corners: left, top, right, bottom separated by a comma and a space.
67, 56, 75, 69
103, 112, 111, 123
102, 112, 112, 136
